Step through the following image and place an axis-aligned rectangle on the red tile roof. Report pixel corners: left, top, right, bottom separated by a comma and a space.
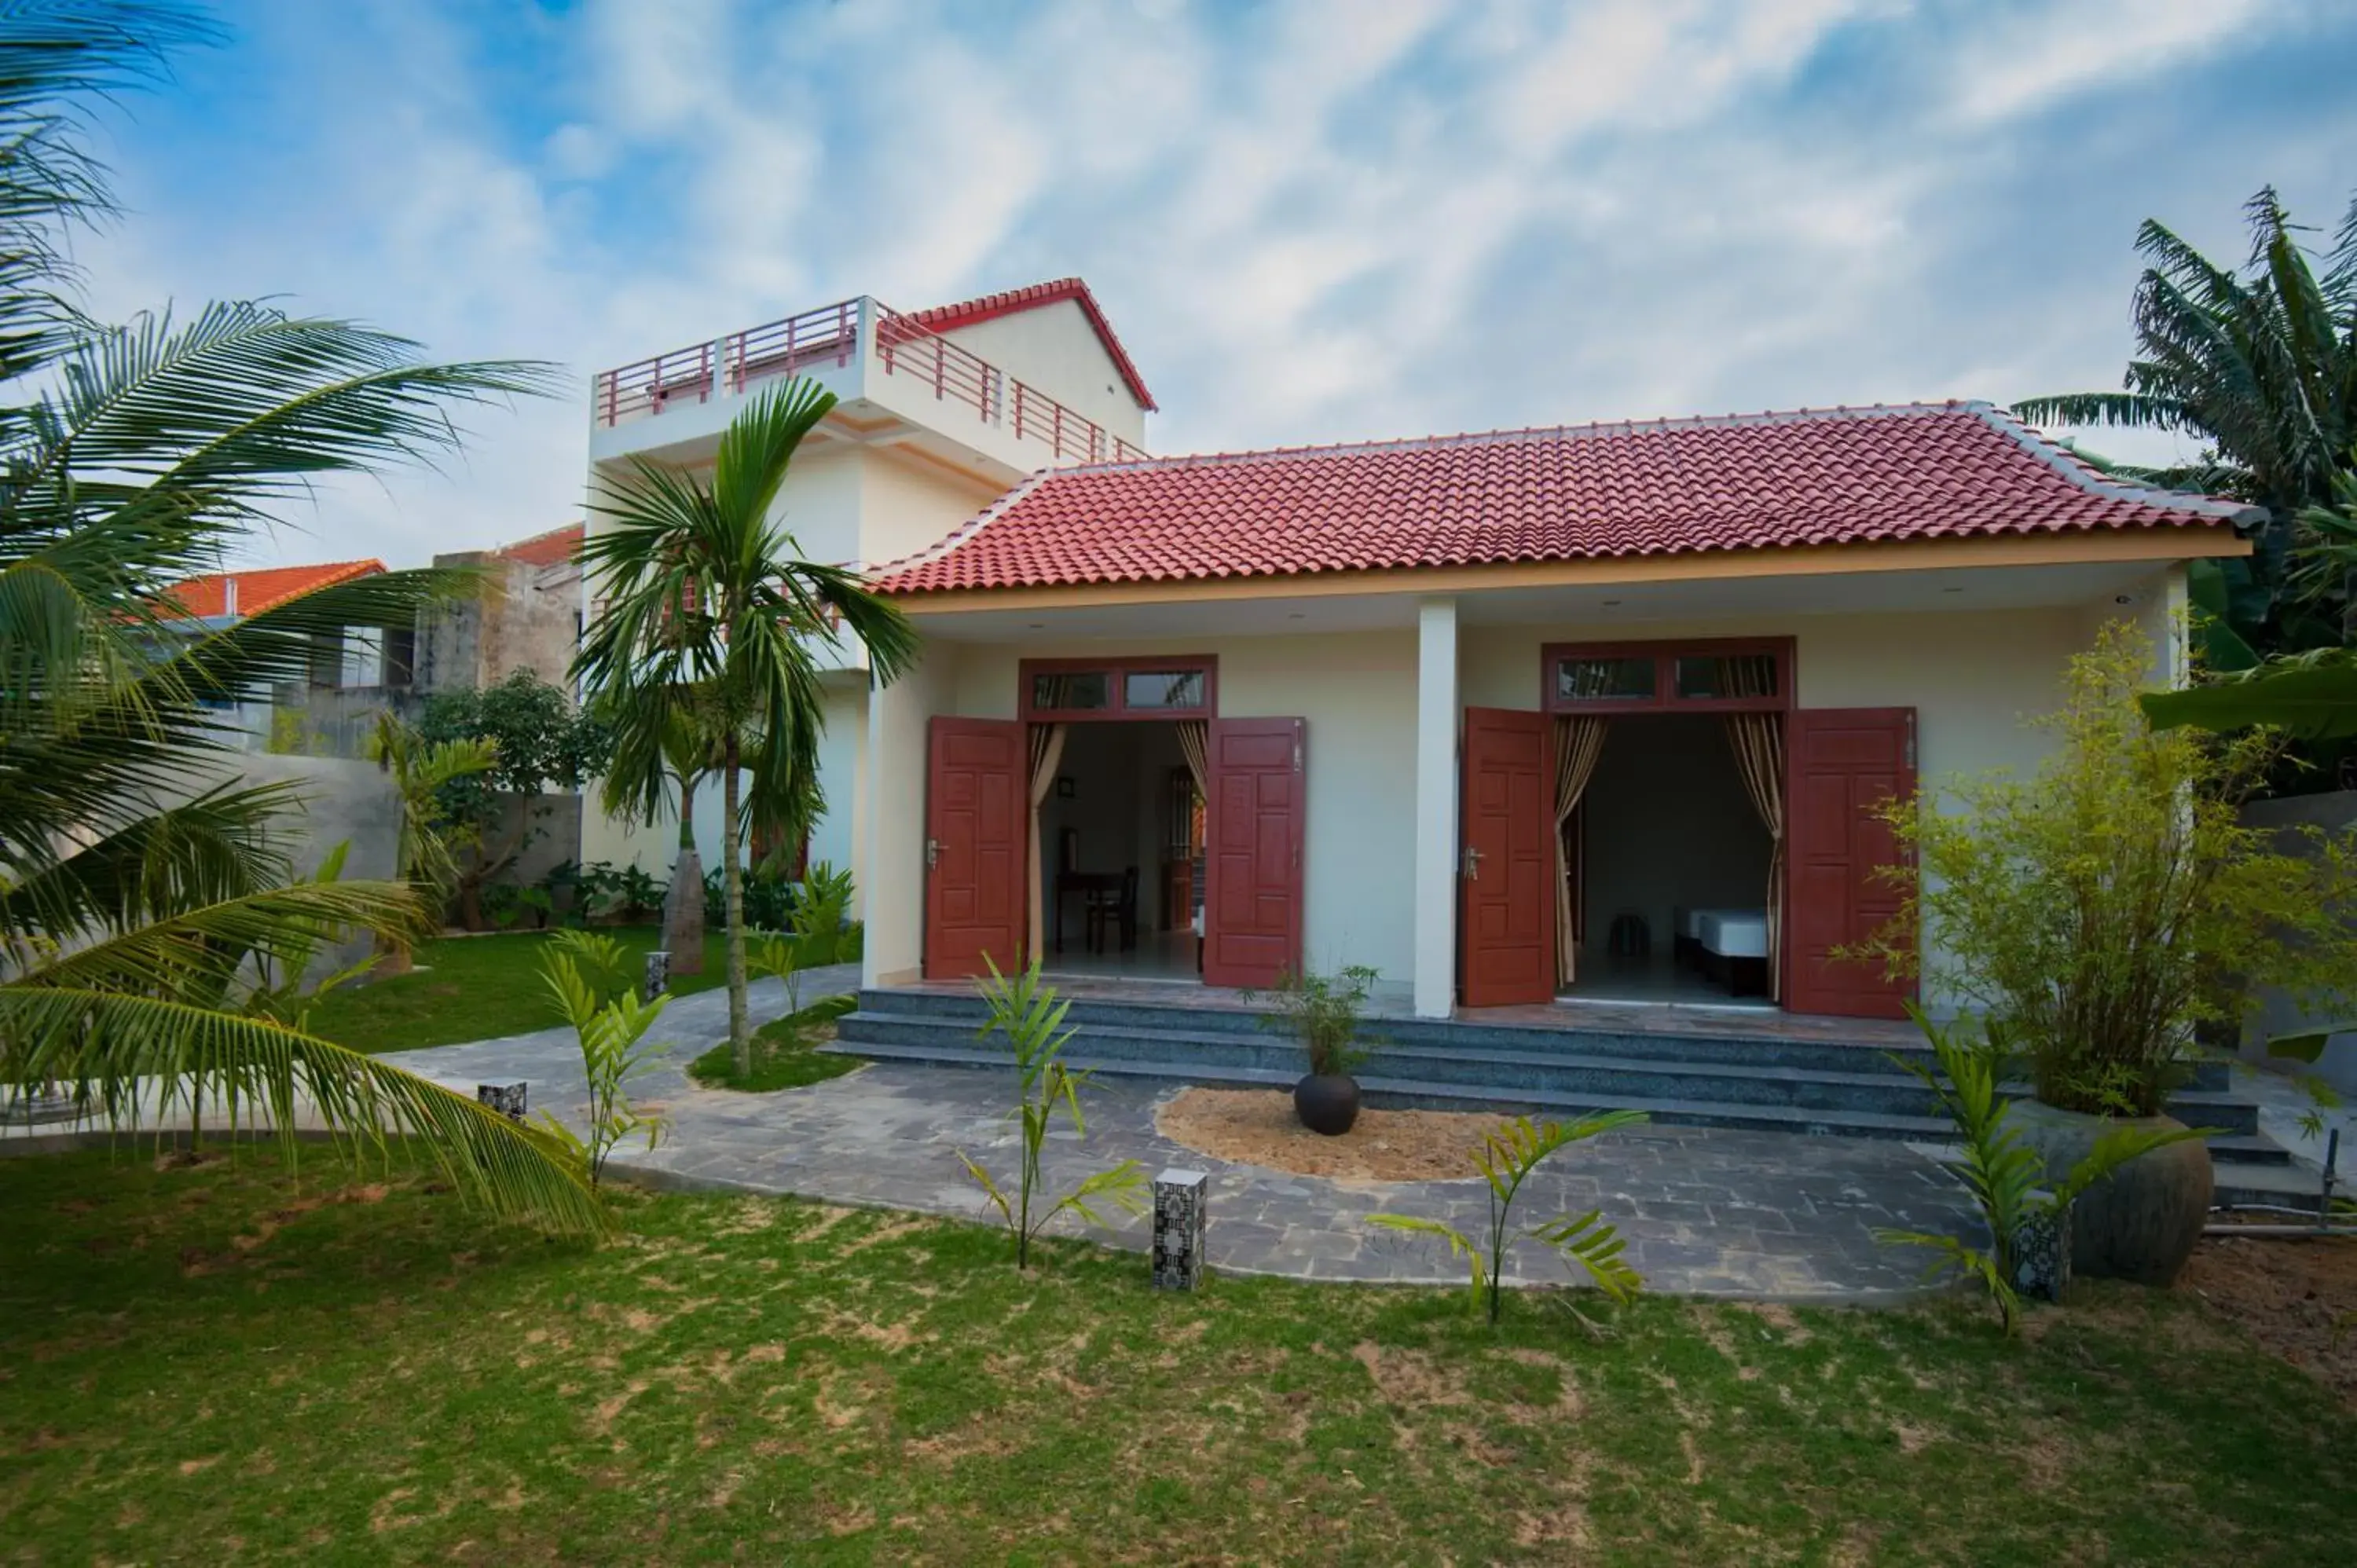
495, 522, 584, 568
163, 559, 386, 619
874, 402, 2256, 595
904, 277, 1157, 412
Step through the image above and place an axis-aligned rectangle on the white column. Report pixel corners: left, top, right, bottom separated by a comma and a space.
1413, 596, 1460, 1019
860, 650, 944, 988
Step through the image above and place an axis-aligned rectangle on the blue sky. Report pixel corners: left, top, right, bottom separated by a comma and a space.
71, 0, 2357, 569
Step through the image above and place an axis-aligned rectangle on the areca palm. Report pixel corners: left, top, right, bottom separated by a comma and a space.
0, 4, 605, 1234
2014, 186, 2357, 660
574, 379, 919, 1075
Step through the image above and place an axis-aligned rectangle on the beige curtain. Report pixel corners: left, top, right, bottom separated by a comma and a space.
1723, 711, 1786, 1001
1025, 721, 1069, 960
1552, 716, 1610, 987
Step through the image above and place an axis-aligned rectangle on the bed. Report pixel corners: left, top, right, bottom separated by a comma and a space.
1674, 907, 1770, 998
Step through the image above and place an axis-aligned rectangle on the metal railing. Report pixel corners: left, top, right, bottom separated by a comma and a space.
594, 296, 1147, 466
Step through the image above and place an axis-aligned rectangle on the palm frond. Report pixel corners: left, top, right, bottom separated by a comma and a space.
14, 878, 426, 998
0, 779, 299, 947
0, 984, 608, 1235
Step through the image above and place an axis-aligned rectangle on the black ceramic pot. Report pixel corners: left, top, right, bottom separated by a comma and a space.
1293, 1073, 1362, 1137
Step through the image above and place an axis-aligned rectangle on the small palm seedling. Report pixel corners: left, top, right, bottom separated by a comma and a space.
958, 957, 1146, 1269
1370, 1112, 1647, 1324
1878, 1006, 2210, 1333
538, 931, 671, 1185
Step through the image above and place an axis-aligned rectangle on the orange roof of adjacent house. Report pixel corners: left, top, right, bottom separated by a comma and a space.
903, 277, 1157, 412
874, 402, 2258, 595
163, 559, 386, 619
494, 522, 584, 568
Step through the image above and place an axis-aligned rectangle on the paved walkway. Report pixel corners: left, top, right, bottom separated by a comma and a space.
376, 969, 1985, 1302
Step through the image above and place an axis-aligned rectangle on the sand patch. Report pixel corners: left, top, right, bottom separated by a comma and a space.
1157, 1088, 1516, 1183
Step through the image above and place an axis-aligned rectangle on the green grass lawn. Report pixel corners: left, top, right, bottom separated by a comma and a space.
689, 996, 861, 1091
303, 926, 734, 1053
2, 1147, 2348, 1565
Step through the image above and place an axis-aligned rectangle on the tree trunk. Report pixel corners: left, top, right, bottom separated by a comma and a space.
722, 737, 751, 1078
664, 773, 704, 973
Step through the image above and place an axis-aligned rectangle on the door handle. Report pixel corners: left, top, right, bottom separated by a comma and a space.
926, 837, 939, 869
1464, 846, 1483, 881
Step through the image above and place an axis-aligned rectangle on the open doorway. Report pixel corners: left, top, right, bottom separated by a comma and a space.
1566, 713, 1776, 1007
1034, 720, 1203, 982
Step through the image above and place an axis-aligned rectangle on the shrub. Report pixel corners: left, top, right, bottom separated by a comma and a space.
1251, 965, 1380, 1078
1853, 620, 2357, 1116
534, 931, 669, 1185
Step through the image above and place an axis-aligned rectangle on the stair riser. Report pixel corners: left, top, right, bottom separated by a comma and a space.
834, 1017, 2258, 1133
854, 991, 2230, 1091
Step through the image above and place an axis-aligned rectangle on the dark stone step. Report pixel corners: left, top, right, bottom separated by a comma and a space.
838, 1009, 2258, 1134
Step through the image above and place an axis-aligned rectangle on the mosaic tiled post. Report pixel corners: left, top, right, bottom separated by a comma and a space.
1153, 1167, 1208, 1290
643, 949, 670, 1002
475, 1083, 527, 1123
2011, 1209, 2069, 1302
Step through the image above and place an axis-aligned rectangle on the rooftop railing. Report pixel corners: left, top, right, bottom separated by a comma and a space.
594, 296, 1146, 466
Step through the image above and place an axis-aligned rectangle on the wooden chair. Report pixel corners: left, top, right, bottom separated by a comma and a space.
1086, 865, 1140, 954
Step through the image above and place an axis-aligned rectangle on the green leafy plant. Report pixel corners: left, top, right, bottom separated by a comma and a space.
1850, 621, 2357, 1117
536, 931, 670, 1185
956, 958, 1146, 1269
1369, 1112, 1647, 1324
368, 710, 498, 955
574, 379, 922, 1081
1877, 1007, 2211, 1333
0, 5, 603, 1236
750, 861, 855, 1029
416, 671, 612, 929
1250, 964, 1381, 1077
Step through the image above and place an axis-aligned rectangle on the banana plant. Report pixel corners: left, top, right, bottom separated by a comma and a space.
1370, 1112, 1647, 1324
957, 957, 1145, 1269
1875, 1007, 2212, 1333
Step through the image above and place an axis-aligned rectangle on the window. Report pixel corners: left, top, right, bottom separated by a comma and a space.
1123, 669, 1207, 710
1545, 641, 1788, 713
1023, 657, 1215, 721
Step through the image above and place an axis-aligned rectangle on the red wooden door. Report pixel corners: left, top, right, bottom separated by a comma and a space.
1787, 708, 1916, 1018
923, 717, 1027, 981
1461, 707, 1555, 1007
1203, 717, 1304, 989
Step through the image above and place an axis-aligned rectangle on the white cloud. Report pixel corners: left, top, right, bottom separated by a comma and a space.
66, 0, 2341, 568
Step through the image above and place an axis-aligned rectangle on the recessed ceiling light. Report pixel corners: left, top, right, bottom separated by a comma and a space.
1600, 598, 1622, 607
1026, 621, 1045, 630
1941, 587, 1964, 595
1287, 612, 1306, 620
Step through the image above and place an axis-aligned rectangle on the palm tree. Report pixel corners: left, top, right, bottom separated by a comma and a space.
0, 3, 604, 1233
654, 703, 721, 975
2014, 186, 2357, 660
574, 379, 919, 1076
369, 710, 499, 974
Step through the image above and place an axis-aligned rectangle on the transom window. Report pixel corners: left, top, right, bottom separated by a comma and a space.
1023, 656, 1216, 721
1544, 639, 1789, 713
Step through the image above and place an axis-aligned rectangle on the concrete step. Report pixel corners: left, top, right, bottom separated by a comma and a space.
851, 988, 2233, 1093
837, 1008, 2260, 1136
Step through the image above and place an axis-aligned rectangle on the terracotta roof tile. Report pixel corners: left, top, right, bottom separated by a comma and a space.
874, 402, 2255, 595
904, 277, 1157, 412
495, 522, 584, 568
163, 559, 386, 619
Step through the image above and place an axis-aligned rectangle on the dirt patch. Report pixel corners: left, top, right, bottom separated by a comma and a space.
1157, 1088, 1515, 1183
2179, 1233, 2357, 1403
1351, 1340, 1472, 1406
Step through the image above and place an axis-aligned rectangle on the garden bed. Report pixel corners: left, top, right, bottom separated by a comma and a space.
2179, 1232, 2357, 1404
1157, 1087, 1522, 1182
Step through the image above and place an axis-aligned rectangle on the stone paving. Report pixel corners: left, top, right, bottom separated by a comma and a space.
380, 967, 1987, 1302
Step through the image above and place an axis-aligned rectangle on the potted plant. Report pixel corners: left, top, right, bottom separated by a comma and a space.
1855, 621, 2357, 1285
1253, 965, 1380, 1136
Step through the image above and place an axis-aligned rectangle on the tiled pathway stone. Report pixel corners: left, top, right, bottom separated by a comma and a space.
385, 965, 1985, 1302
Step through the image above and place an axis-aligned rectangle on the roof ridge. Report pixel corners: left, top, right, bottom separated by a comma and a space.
1050, 401, 2016, 478
1967, 404, 2260, 522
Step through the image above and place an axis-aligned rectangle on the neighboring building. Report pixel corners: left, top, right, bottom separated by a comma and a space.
578, 278, 1156, 888
416, 522, 586, 699
162, 558, 407, 752
585, 286, 2250, 1025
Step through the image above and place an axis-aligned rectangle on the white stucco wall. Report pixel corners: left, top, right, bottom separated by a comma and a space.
857, 451, 1003, 570
936, 299, 1149, 450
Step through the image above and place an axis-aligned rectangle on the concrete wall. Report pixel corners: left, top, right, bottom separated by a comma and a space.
2239, 790, 2357, 1095
938, 298, 1149, 451
418, 552, 582, 696
857, 449, 1005, 570
1580, 713, 1774, 958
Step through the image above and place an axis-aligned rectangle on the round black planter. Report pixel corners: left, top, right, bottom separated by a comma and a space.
1293, 1073, 1362, 1137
